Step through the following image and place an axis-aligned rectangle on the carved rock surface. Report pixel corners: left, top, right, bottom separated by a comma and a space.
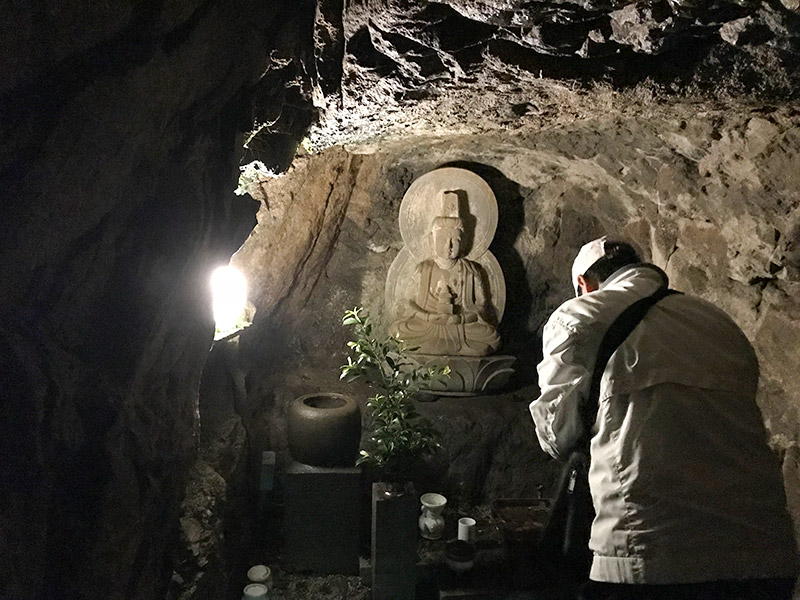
236, 107, 800, 522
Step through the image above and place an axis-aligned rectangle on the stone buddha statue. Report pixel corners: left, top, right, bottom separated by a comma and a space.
384, 167, 515, 395
390, 191, 500, 356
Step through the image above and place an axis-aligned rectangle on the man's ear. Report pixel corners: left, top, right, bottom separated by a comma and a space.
577, 274, 599, 295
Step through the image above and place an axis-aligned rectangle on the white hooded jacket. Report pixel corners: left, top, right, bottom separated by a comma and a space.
530, 264, 798, 584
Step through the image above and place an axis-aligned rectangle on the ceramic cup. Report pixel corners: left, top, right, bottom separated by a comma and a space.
458, 516, 477, 543
247, 565, 272, 590
242, 582, 268, 600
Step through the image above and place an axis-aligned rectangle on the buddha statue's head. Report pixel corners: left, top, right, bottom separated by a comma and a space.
431, 217, 464, 261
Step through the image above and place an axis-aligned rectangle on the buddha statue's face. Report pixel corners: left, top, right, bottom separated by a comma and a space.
433, 225, 463, 260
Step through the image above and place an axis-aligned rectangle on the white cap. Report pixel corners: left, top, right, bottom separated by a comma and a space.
571, 236, 608, 296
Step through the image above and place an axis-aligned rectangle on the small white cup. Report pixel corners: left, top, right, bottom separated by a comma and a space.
247, 565, 272, 590
242, 582, 268, 600
458, 517, 477, 543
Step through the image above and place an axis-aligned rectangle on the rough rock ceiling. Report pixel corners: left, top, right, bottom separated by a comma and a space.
246, 0, 800, 166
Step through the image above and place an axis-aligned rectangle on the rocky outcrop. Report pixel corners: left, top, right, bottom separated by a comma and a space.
0, 2, 311, 599
292, 0, 800, 149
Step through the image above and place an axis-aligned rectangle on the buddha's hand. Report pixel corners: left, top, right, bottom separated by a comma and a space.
427, 313, 456, 324
462, 312, 479, 324
434, 314, 466, 325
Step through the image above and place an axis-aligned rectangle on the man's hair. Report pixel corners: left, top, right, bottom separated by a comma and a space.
583, 241, 641, 284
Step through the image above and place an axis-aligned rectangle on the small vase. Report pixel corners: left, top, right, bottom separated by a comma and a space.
418, 493, 447, 540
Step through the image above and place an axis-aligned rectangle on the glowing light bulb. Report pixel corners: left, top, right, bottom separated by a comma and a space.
211, 266, 247, 336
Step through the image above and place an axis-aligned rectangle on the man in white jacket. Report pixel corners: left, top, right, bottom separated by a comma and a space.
530, 237, 798, 600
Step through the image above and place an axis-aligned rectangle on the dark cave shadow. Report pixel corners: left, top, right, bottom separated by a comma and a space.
437, 160, 540, 390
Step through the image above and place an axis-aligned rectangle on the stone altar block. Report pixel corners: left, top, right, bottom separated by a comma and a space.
385, 167, 515, 395
371, 482, 418, 600
283, 460, 361, 574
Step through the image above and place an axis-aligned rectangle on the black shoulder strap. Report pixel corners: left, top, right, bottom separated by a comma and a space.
582, 287, 681, 431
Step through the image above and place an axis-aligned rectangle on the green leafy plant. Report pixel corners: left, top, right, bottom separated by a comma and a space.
341, 307, 450, 482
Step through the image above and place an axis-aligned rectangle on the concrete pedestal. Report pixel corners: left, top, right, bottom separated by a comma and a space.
371, 482, 417, 600
284, 460, 361, 574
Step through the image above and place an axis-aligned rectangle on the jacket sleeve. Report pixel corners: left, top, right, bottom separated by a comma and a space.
529, 315, 593, 460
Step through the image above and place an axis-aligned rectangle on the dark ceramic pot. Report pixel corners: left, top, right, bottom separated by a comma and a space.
287, 392, 361, 467
445, 540, 476, 573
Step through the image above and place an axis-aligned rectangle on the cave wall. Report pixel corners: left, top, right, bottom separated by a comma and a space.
2, 1, 798, 597
234, 106, 800, 533
0, 2, 314, 599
